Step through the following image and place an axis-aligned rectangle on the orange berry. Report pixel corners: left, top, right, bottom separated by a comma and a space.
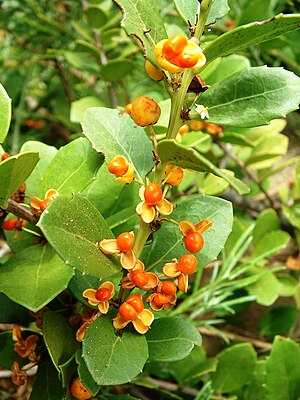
153, 293, 170, 307
3, 218, 18, 230
131, 96, 161, 127
70, 377, 92, 400
172, 53, 198, 68
178, 254, 198, 275
125, 103, 132, 114
116, 232, 134, 252
184, 232, 204, 253
189, 120, 204, 131
131, 269, 149, 287
1, 152, 11, 161
161, 280, 177, 296
164, 165, 184, 186
178, 124, 190, 135
119, 302, 138, 321
107, 155, 129, 177
145, 60, 164, 81
126, 293, 144, 314
162, 35, 188, 59
144, 183, 163, 205
95, 287, 111, 301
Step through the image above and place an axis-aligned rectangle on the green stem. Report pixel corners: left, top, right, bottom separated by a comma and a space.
133, 221, 152, 259
195, 0, 214, 40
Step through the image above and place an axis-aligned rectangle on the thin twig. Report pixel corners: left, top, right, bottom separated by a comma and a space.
6, 199, 38, 225
198, 326, 273, 351
55, 60, 75, 103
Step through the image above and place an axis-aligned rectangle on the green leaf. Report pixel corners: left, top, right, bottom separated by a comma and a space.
0, 244, 74, 312
194, 67, 300, 127
157, 139, 249, 194
246, 267, 280, 306
30, 358, 64, 400
260, 306, 298, 337
277, 274, 298, 297
265, 336, 300, 400
68, 270, 101, 304
146, 317, 201, 363
20, 141, 57, 197
43, 311, 79, 373
85, 5, 107, 28
238, 0, 278, 25
203, 54, 250, 85
282, 204, 300, 229
40, 138, 103, 197
82, 315, 148, 385
0, 332, 28, 369
101, 59, 135, 82
0, 83, 11, 143
204, 13, 300, 63
38, 194, 120, 279
70, 97, 104, 123
142, 195, 232, 272
75, 350, 100, 396
112, 0, 167, 65
252, 230, 290, 258
0, 293, 33, 325
0, 151, 39, 208
174, 0, 230, 25
211, 343, 257, 393
82, 107, 154, 183
252, 209, 280, 246
243, 360, 267, 400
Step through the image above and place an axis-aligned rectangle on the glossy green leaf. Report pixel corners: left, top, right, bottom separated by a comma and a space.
157, 139, 249, 194
142, 195, 232, 272
0, 293, 33, 325
252, 209, 280, 246
0, 83, 11, 143
30, 358, 64, 400
260, 306, 298, 337
174, 0, 229, 25
43, 311, 79, 373
211, 343, 257, 393
40, 138, 103, 197
70, 97, 104, 123
85, 5, 107, 28
76, 350, 100, 396
83, 315, 148, 385
194, 67, 300, 127
247, 267, 280, 306
0, 244, 74, 312
204, 13, 300, 63
101, 59, 135, 82
203, 54, 250, 85
0, 151, 39, 208
82, 107, 153, 183
20, 141, 57, 197
38, 194, 120, 279
146, 317, 201, 362
265, 336, 300, 400
112, 0, 167, 65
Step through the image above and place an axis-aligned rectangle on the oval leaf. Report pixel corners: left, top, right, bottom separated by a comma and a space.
40, 137, 103, 197
83, 315, 148, 385
30, 359, 64, 400
113, 0, 167, 65
0, 151, 39, 208
174, 0, 229, 25
38, 194, 120, 279
204, 13, 300, 63
82, 107, 153, 183
195, 67, 300, 127
141, 195, 233, 272
146, 317, 201, 362
0, 244, 74, 312
157, 139, 250, 194
0, 83, 11, 143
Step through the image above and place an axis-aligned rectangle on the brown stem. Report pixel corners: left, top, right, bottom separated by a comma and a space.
6, 199, 39, 225
55, 60, 75, 103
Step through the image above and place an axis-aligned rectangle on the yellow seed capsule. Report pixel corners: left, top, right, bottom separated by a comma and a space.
145, 60, 164, 81
164, 164, 184, 186
131, 96, 161, 127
